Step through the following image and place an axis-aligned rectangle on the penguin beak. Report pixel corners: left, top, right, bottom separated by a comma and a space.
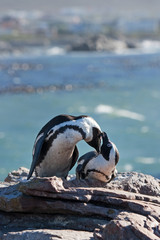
101, 132, 109, 142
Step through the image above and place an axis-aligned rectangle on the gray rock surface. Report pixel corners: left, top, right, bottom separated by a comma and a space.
107, 171, 160, 196
70, 35, 136, 52
1, 229, 93, 240
0, 167, 160, 240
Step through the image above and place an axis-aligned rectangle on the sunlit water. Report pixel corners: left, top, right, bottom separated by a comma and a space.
0, 51, 160, 181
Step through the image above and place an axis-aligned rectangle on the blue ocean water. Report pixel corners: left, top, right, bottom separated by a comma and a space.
0, 51, 160, 181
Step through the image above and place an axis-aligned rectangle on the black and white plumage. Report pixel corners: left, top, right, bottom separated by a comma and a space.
27, 114, 102, 180
76, 132, 119, 183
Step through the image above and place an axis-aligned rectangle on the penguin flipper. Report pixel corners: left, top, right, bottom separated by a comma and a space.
27, 118, 57, 180
78, 151, 98, 162
69, 145, 79, 171
76, 163, 84, 179
76, 151, 98, 179
27, 131, 48, 180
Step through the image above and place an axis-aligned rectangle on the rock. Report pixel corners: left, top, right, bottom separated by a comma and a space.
0, 211, 107, 233
100, 212, 160, 240
70, 35, 135, 52
4, 167, 31, 183
107, 172, 160, 197
0, 167, 160, 239
5, 167, 160, 197
1, 229, 93, 240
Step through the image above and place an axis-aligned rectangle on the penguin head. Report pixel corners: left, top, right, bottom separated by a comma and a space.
86, 127, 102, 153
76, 131, 119, 183
101, 132, 119, 165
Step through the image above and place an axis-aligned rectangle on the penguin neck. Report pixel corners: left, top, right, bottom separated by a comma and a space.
50, 123, 85, 147
50, 116, 100, 144
62, 127, 84, 146
78, 116, 101, 142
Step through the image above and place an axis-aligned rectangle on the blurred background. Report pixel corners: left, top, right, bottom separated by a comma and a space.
0, 0, 160, 180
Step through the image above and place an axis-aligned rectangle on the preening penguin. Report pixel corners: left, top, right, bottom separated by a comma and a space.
27, 114, 102, 180
76, 132, 119, 183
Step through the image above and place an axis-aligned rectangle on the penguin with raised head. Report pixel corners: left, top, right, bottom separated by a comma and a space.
76, 132, 119, 183
27, 114, 102, 180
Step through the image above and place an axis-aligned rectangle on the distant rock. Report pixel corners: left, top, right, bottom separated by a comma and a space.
0, 41, 12, 52
69, 35, 137, 52
0, 167, 160, 240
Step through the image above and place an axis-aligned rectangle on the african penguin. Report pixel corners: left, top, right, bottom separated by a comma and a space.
76, 132, 119, 183
27, 114, 102, 179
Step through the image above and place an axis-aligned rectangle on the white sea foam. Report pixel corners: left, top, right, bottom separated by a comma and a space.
79, 106, 88, 113
0, 132, 5, 139
124, 164, 133, 171
46, 47, 65, 56
141, 126, 149, 133
114, 40, 160, 56
140, 40, 160, 53
95, 104, 145, 121
136, 157, 155, 164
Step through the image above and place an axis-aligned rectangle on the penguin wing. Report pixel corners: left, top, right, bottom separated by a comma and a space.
78, 151, 98, 163
27, 131, 49, 180
69, 145, 79, 171
76, 163, 84, 179
76, 151, 98, 179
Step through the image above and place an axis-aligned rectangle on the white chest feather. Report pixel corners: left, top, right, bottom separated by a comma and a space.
36, 129, 82, 177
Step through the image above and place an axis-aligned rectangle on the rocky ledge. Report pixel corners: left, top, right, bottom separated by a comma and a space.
0, 167, 160, 240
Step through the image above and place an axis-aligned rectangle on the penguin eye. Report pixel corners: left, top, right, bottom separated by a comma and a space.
107, 143, 112, 147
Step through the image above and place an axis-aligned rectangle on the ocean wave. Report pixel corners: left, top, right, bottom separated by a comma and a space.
140, 40, 160, 53
0, 46, 66, 60
136, 157, 155, 164
95, 104, 145, 121
46, 47, 66, 56
114, 40, 160, 56
124, 164, 133, 171
0, 84, 75, 94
